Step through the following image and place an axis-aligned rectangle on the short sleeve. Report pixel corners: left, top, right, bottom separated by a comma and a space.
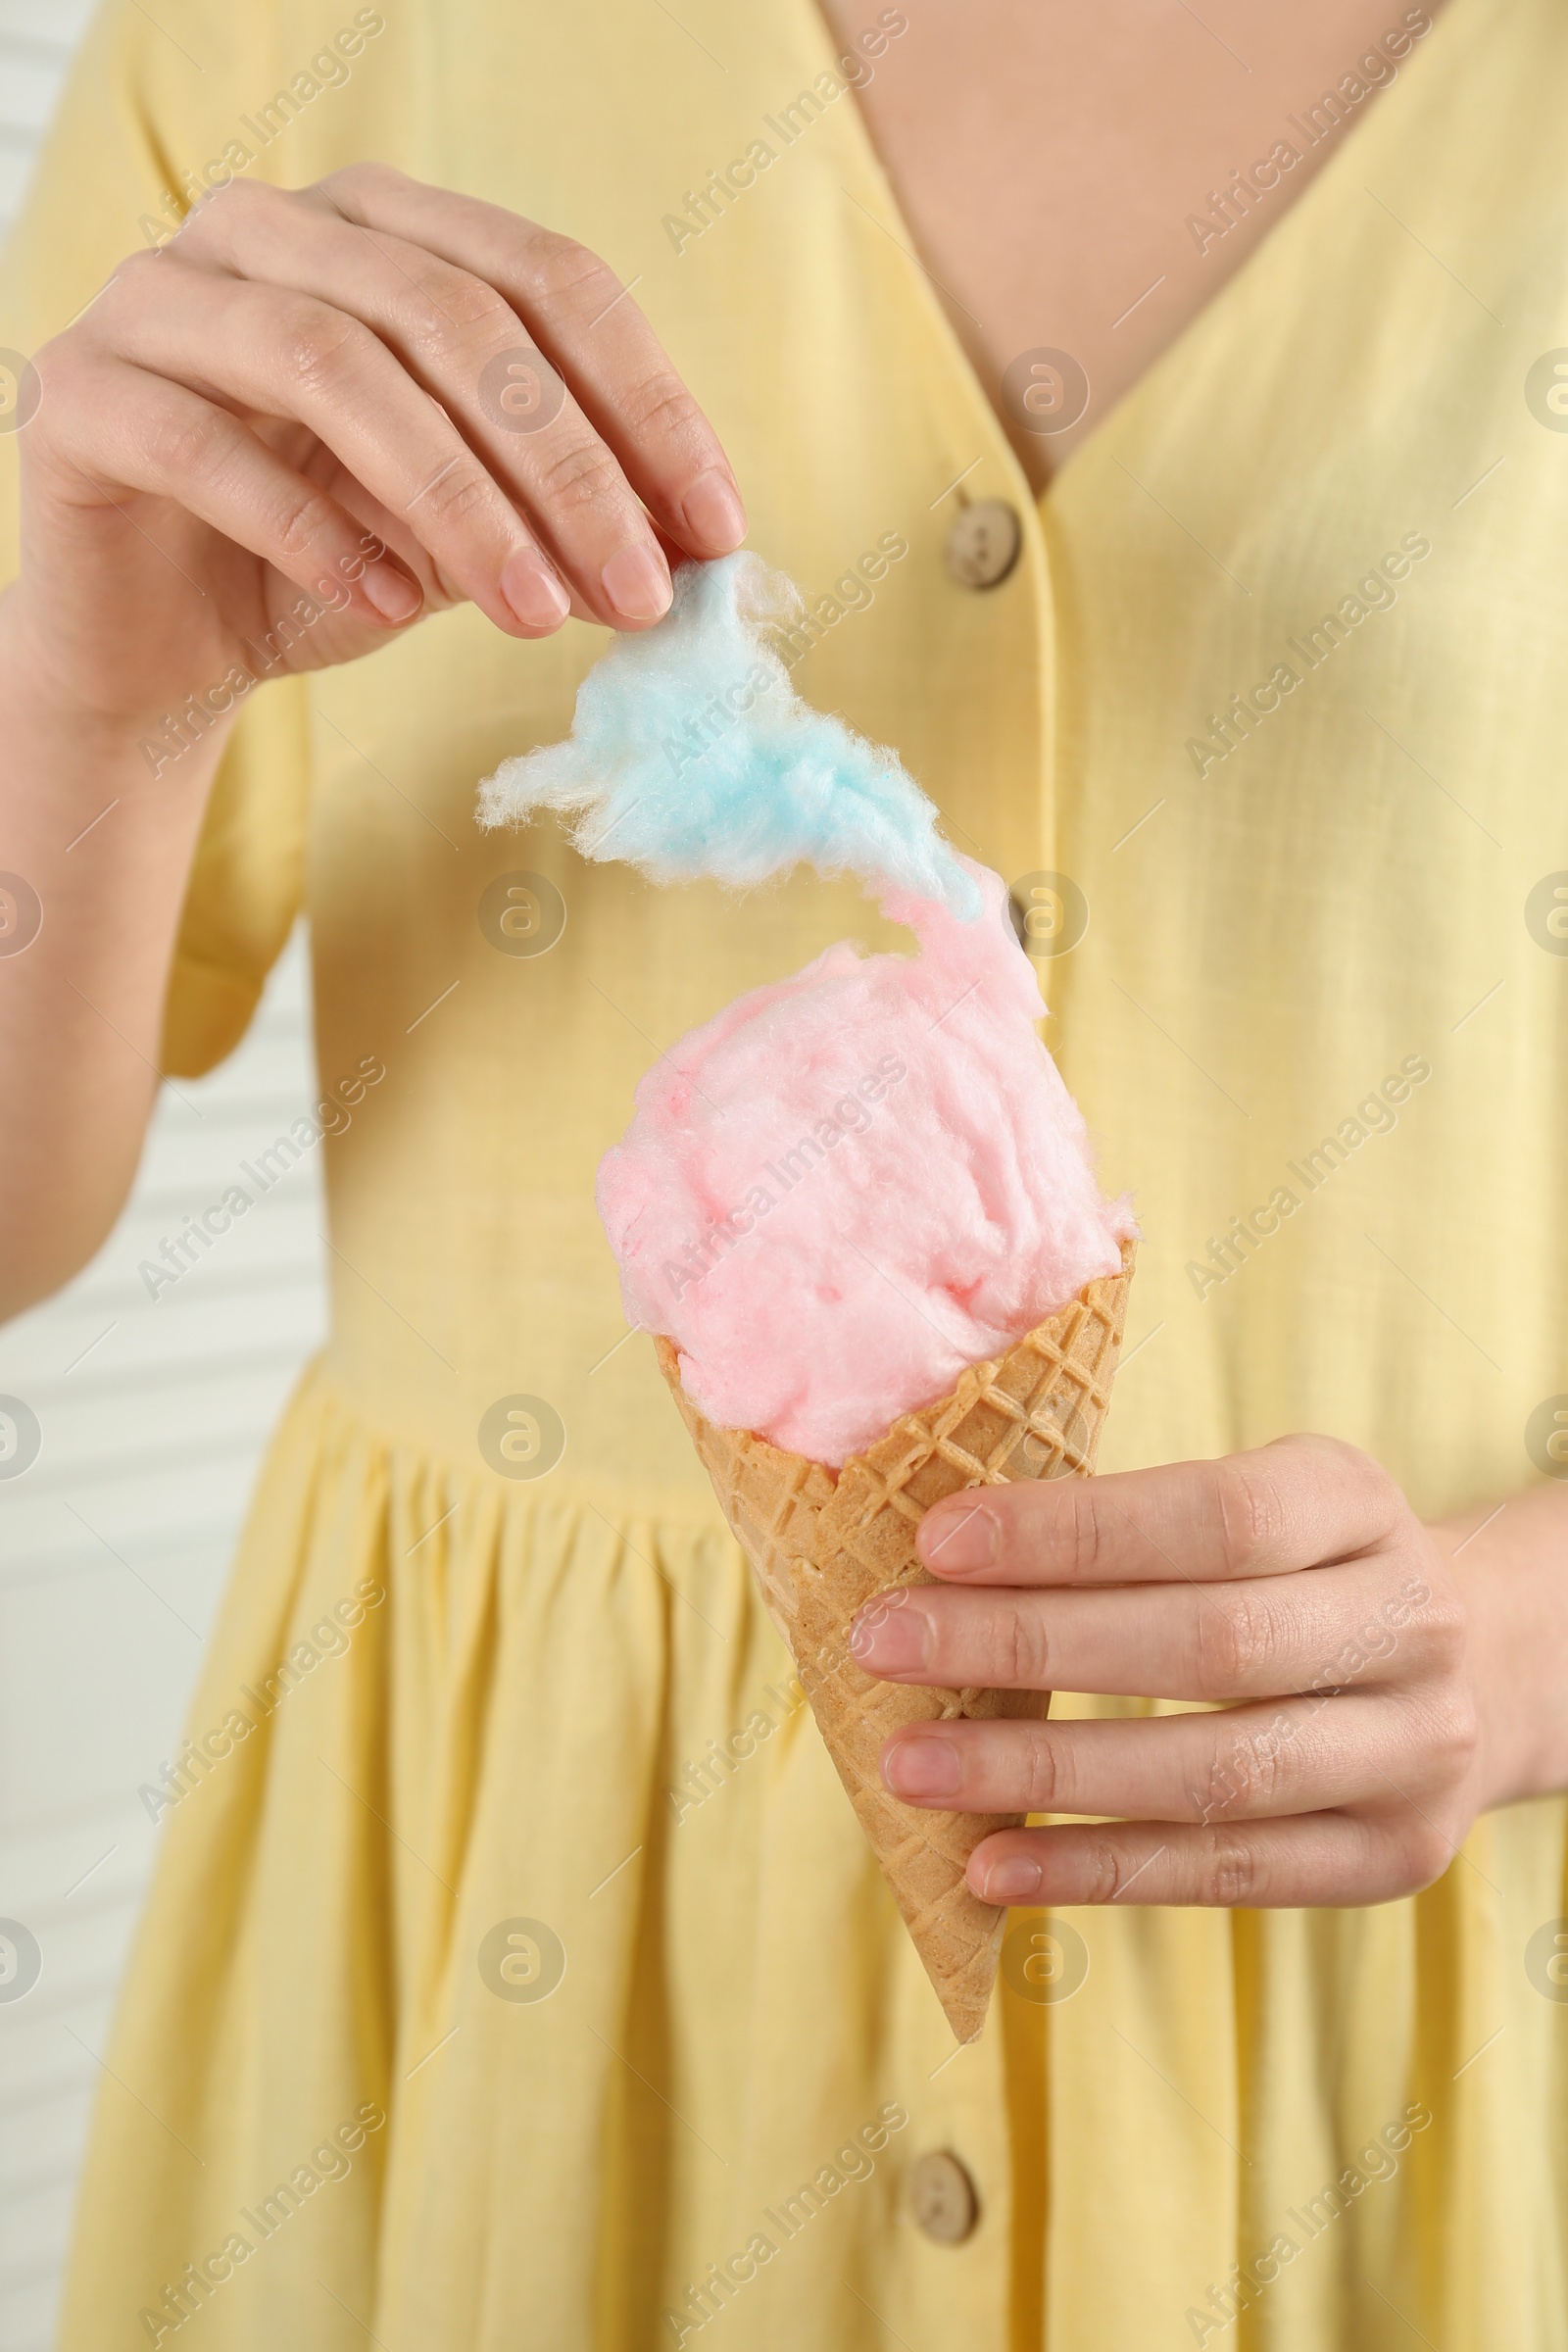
0, 0, 310, 1077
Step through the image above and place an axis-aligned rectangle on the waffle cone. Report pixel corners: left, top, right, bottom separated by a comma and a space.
655, 1237, 1135, 2042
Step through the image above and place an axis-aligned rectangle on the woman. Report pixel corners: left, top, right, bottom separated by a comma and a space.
2, 0, 1565, 2343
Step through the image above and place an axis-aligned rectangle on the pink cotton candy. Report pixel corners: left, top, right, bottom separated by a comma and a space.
597, 862, 1136, 1467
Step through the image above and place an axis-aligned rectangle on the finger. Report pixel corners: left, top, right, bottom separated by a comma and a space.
879, 1692, 1435, 1824
45, 356, 423, 629
915, 1436, 1402, 1588
317, 164, 747, 559
967, 1810, 1443, 1910
850, 1559, 1443, 1698
178, 181, 679, 627
94, 251, 571, 636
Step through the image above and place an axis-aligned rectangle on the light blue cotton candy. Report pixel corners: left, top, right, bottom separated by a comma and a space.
476, 553, 980, 919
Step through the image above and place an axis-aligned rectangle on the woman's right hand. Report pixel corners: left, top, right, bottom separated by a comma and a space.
0, 164, 747, 1319
13, 162, 747, 730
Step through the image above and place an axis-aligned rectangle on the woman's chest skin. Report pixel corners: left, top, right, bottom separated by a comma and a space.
819, 0, 1443, 485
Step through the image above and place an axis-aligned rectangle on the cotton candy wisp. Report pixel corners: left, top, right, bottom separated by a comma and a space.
478, 553, 980, 918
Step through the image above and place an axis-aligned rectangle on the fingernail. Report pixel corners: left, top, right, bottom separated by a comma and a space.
850, 1594, 928, 1674
501, 547, 570, 631
602, 541, 673, 622
980, 1855, 1042, 1903
882, 1735, 960, 1799
362, 560, 422, 624
681, 468, 747, 553
917, 1500, 998, 1575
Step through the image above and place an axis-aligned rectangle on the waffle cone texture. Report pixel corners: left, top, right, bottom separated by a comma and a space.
656, 1238, 1136, 2042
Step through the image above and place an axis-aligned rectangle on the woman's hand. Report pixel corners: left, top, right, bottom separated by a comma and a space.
850, 1437, 1494, 1908
15, 162, 745, 729
0, 163, 746, 1317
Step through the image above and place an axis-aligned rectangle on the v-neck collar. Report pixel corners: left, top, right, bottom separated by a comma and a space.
792, 0, 1465, 509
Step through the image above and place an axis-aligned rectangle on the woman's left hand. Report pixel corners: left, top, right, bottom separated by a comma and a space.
849, 1437, 1489, 1908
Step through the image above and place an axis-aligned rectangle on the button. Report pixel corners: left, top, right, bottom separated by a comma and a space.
945, 499, 1021, 591
908, 2148, 979, 2244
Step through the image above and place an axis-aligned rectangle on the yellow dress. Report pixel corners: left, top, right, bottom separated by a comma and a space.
3, 0, 1565, 2342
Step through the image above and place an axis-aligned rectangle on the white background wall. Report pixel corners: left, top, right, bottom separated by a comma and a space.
0, 12, 328, 2344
